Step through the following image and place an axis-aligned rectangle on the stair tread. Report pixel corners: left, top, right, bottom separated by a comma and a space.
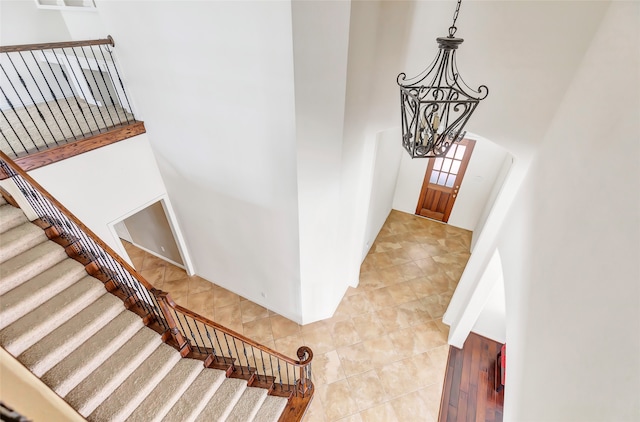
66, 326, 163, 417
88, 342, 181, 422
253, 395, 289, 422
161, 366, 227, 422
227, 386, 268, 422
18, 293, 124, 376
0, 274, 106, 356
42, 309, 144, 397
0, 221, 47, 263
0, 204, 27, 234
0, 258, 86, 330
125, 358, 204, 422
195, 377, 247, 422
0, 240, 69, 296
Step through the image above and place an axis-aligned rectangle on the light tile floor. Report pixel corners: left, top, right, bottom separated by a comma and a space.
122, 210, 472, 422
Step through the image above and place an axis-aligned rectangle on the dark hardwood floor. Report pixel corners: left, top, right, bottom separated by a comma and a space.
439, 332, 504, 422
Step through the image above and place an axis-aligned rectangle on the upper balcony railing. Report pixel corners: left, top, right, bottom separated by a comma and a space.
0, 36, 139, 161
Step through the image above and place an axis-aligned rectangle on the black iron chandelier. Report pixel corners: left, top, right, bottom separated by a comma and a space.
397, 0, 488, 158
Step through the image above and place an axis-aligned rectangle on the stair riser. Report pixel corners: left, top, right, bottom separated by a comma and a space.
67, 330, 163, 417
0, 261, 87, 330
125, 360, 204, 422
0, 243, 69, 296
1, 279, 106, 356
0, 205, 27, 233
0, 223, 47, 263
45, 314, 145, 397
21, 297, 124, 377
88, 345, 182, 422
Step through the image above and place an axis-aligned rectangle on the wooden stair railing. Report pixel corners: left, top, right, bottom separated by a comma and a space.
0, 151, 314, 421
0, 36, 144, 173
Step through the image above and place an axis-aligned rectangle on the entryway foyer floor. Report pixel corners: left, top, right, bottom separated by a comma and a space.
122, 210, 472, 422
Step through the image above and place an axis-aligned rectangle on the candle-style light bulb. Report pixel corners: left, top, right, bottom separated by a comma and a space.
431, 112, 440, 146
420, 113, 428, 146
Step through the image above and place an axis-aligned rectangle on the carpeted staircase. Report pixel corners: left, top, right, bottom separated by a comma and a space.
0, 198, 288, 422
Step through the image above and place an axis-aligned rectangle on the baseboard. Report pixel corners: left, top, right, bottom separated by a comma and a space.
127, 240, 185, 270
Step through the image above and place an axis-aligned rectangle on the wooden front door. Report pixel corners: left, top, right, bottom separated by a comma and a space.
415, 138, 475, 223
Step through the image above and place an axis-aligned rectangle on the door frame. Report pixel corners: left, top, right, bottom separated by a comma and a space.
107, 194, 195, 275
415, 138, 476, 223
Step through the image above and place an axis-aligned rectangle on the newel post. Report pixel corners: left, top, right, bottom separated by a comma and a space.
296, 347, 313, 397
152, 289, 191, 357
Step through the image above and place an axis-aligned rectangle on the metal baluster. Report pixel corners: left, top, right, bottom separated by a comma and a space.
89, 46, 120, 125
78, 46, 115, 127
277, 360, 283, 392
182, 315, 202, 354
0, 64, 45, 151
56, 48, 98, 136
97, 46, 130, 125
192, 319, 207, 351
268, 354, 275, 386
0, 108, 24, 156
250, 346, 259, 381
69, 47, 107, 128
105, 46, 134, 119
203, 326, 216, 356
35, 50, 82, 140
17, 52, 66, 144
225, 333, 242, 374
0, 86, 35, 155
242, 342, 251, 374
5, 54, 58, 145
212, 329, 224, 362
285, 362, 291, 390
293, 363, 298, 397
259, 350, 267, 383
173, 309, 189, 343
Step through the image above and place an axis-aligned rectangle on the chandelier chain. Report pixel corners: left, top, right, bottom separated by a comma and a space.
448, 0, 462, 37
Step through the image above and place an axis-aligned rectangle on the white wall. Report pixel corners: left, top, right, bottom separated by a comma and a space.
362, 128, 403, 258
392, 135, 508, 231
0, 1, 74, 111
27, 134, 173, 256
471, 250, 506, 343
292, 0, 352, 323
0, 0, 70, 45
340, 0, 416, 292
471, 154, 513, 251
498, 2, 639, 420
123, 200, 184, 266
73, 1, 304, 322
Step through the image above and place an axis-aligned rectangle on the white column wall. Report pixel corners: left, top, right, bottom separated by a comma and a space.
292, 0, 352, 323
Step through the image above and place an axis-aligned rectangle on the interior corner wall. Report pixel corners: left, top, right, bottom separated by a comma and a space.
501, 2, 640, 420
470, 249, 506, 343
471, 154, 513, 251
293, 0, 352, 324
361, 128, 403, 258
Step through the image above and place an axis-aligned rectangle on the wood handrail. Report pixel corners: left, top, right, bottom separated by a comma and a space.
0, 150, 155, 294
0, 150, 313, 374
165, 294, 313, 368
0, 36, 114, 53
